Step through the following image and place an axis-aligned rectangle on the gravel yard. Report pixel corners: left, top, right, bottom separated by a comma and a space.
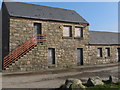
2, 63, 119, 88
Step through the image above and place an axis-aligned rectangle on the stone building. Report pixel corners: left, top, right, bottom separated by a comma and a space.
1, 2, 120, 72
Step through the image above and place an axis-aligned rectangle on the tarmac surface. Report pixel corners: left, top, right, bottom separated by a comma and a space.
2, 63, 119, 88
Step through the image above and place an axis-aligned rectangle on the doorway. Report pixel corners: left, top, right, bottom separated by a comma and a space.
34, 23, 42, 35
77, 48, 83, 65
34, 23, 42, 44
48, 48, 55, 64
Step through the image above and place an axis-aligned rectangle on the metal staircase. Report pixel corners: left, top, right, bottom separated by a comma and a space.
3, 34, 47, 70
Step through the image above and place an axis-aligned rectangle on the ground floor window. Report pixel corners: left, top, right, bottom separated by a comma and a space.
117, 48, 120, 62
105, 48, 110, 57
97, 48, 102, 57
48, 48, 55, 64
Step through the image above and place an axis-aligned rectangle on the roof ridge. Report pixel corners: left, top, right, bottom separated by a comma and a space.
5, 2, 74, 11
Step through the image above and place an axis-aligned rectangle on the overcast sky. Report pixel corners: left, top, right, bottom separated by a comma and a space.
0, 0, 118, 32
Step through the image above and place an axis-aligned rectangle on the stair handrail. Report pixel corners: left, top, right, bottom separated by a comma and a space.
3, 34, 47, 69
4, 34, 46, 59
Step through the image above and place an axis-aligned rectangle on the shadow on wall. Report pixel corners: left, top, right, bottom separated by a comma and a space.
0, 7, 2, 70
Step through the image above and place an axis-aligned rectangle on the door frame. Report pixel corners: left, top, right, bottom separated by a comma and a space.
76, 48, 83, 65
33, 23, 42, 44
33, 23, 42, 36
48, 48, 55, 64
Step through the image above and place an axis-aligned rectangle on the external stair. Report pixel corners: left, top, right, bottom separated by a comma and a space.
3, 34, 47, 70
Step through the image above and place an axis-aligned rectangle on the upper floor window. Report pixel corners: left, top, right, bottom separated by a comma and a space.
63, 26, 72, 37
97, 48, 102, 57
75, 27, 83, 37
106, 48, 110, 57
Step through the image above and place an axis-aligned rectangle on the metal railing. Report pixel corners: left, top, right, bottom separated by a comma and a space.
3, 34, 47, 69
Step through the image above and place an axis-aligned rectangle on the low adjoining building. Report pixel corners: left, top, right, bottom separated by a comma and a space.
1, 2, 120, 72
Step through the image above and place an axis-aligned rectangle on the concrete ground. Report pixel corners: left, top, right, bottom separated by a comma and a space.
2, 63, 119, 88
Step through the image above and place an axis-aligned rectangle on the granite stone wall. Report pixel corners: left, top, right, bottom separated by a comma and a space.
86, 45, 120, 65
6, 17, 89, 72
4, 17, 119, 72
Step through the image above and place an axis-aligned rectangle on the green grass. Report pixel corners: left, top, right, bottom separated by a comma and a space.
86, 84, 120, 90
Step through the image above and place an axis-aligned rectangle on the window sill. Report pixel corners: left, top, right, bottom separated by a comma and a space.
74, 37, 83, 40
97, 57, 103, 59
62, 37, 72, 39
105, 56, 111, 59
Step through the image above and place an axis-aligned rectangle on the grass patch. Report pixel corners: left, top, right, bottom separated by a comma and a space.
87, 84, 120, 90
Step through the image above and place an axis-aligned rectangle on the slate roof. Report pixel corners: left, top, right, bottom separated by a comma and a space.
89, 31, 120, 45
3, 2, 89, 24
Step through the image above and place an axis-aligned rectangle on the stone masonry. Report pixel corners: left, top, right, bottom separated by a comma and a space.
3, 17, 119, 72
5, 17, 89, 72
2, 2, 120, 73
87, 45, 120, 65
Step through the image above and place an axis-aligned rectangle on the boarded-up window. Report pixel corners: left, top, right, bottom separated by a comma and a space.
106, 48, 110, 57
63, 26, 72, 37
75, 27, 83, 37
97, 48, 102, 57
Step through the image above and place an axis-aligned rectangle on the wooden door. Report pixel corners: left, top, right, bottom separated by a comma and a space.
77, 48, 83, 65
48, 48, 55, 64
34, 23, 42, 36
